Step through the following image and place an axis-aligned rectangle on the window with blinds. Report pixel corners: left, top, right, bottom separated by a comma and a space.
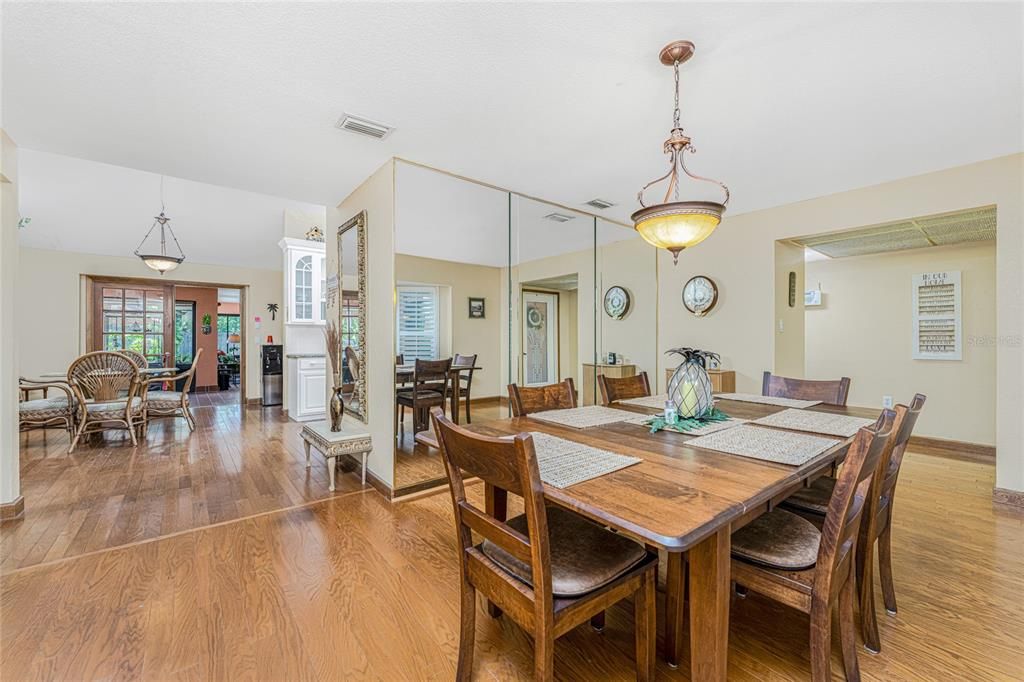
396, 286, 439, 362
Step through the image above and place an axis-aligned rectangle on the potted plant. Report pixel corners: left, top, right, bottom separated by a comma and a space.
665, 347, 719, 419
201, 313, 212, 335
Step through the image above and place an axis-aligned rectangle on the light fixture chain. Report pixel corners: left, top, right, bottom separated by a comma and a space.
673, 60, 681, 129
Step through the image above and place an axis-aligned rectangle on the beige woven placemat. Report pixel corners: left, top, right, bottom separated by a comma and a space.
528, 432, 642, 488
617, 393, 670, 409
715, 392, 822, 409
685, 424, 840, 466
752, 409, 874, 437
529, 405, 647, 429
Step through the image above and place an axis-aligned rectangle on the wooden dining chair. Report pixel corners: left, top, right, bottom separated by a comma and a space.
395, 358, 451, 436
67, 351, 144, 451
507, 378, 577, 417
729, 407, 899, 682
430, 408, 657, 681
452, 353, 478, 423
597, 372, 651, 405
143, 349, 203, 434
783, 394, 926, 653
762, 371, 851, 406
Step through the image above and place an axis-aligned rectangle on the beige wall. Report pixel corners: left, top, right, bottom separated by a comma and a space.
15, 248, 283, 401
806, 242, 997, 445
395, 254, 503, 398
1, 131, 20, 505
657, 154, 1021, 493
598, 235, 659, 389
328, 160, 395, 489
773, 241, 806, 378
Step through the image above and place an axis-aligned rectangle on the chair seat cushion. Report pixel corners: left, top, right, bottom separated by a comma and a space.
20, 397, 76, 419
397, 389, 444, 401
86, 397, 143, 418
148, 391, 187, 408
731, 509, 821, 571
481, 506, 647, 598
783, 477, 835, 515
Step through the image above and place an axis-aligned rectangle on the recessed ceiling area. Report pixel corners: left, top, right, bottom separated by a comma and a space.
3, 3, 1021, 222
791, 206, 996, 259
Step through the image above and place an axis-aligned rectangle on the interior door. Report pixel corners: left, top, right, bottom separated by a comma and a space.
521, 291, 559, 387
90, 280, 175, 366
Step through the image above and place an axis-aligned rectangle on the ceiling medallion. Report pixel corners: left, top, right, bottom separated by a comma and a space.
632, 40, 730, 264
133, 177, 186, 274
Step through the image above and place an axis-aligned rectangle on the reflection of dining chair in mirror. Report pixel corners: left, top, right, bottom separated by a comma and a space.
521, 291, 558, 387
395, 358, 452, 436
343, 346, 361, 403
452, 353, 478, 423
598, 372, 651, 405
507, 378, 576, 417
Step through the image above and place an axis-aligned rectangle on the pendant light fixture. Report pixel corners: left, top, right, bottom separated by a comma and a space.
632, 41, 730, 264
134, 176, 186, 274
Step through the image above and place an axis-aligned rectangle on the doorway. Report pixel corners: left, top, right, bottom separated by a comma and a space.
521, 290, 559, 386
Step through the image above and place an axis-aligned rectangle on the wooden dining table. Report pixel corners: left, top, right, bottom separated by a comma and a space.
464, 396, 880, 680
396, 363, 482, 425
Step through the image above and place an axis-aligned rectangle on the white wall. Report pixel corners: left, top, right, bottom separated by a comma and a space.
16, 248, 283, 401
1, 131, 21, 506
806, 242, 997, 444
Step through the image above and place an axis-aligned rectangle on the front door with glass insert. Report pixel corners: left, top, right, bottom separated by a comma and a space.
91, 282, 174, 366
521, 291, 559, 387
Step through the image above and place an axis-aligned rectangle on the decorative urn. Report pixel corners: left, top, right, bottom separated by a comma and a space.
666, 347, 719, 419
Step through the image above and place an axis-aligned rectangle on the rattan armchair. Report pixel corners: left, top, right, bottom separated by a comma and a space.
142, 348, 202, 433
67, 351, 143, 451
18, 377, 77, 446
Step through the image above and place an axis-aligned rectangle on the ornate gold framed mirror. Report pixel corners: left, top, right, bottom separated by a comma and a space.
337, 211, 368, 421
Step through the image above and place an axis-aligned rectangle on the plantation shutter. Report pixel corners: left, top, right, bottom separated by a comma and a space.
396, 286, 439, 362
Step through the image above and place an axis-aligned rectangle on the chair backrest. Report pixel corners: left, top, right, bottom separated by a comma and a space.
431, 408, 554, 607
598, 372, 651, 405
762, 371, 851, 406
68, 351, 140, 402
453, 353, 478, 387
414, 358, 452, 391
345, 346, 362, 382
180, 348, 203, 393
121, 350, 149, 369
878, 394, 926, 510
507, 378, 577, 417
395, 354, 405, 366
815, 407, 899, 595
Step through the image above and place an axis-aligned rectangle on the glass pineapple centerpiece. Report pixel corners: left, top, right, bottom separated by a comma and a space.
666, 347, 719, 419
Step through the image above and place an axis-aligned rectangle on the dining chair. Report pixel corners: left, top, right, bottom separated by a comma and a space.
345, 346, 362, 384
729, 407, 899, 682
783, 394, 926, 652
395, 354, 405, 365
597, 372, 651, 405
762, 371, 851, 406
143, 349, 203, 433
18, 377, 77, 445
452, 353, 478, 423
507, 378, 577, 417
67, 351, 144, 451
430, 407, 657, 681
395, 358, 451, 436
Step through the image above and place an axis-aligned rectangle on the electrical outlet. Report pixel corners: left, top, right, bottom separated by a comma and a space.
882, 395, 894, 408
778, 319, 785, 332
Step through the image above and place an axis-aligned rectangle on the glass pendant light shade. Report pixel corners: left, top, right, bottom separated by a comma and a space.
632, 200, 724, 263
633, 41, 729, 264
134, 177, 186, 275
138, 254, 185, 274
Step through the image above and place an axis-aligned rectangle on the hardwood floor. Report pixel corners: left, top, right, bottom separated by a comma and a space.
3, 405, 1022, 680
5, 402, 366, 572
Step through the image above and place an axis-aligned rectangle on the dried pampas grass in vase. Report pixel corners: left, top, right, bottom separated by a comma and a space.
322, 321, 344, 431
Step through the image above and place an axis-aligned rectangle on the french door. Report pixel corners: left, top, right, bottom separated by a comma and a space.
521, 291, 559, 387
89, 280, 175, 367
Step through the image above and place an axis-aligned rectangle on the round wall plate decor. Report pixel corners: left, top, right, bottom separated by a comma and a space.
603, 286, 631, 319
682, 275, 718, 317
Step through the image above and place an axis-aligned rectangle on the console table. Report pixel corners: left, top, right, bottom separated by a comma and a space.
301, 420, 373, 490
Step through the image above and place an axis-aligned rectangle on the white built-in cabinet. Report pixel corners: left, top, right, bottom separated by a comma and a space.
278, 238, 328, 325
289, 356, 327, 420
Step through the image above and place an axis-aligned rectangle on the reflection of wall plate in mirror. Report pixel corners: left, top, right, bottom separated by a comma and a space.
603, 286, 631, 319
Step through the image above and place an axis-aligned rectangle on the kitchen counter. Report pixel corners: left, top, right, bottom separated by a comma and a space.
285, 353, 326, 358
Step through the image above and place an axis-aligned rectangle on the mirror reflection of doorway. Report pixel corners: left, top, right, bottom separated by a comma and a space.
522, 290, 559, 386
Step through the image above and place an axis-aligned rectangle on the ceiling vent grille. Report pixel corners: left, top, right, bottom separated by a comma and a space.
544, 212, 576, 223
335, 113, 393, 139
792, 206, 995, 259
584, 198, 615, 210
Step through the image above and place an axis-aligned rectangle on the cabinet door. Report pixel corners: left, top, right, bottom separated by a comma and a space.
318, 255, 327, 323
291, 253, 315, 323
297, 371, 327, 417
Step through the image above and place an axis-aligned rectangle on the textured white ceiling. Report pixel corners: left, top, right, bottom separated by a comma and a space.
16, 149, 324, 270
3, 2, 1021, 227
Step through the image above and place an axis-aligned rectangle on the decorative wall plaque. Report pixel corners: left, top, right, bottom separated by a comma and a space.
912, 271, 961, 360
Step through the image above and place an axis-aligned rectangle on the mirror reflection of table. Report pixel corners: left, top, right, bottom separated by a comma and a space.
395, 364, 482, 424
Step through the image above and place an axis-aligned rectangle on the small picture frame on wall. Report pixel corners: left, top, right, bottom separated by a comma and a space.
468, 297, 485, 319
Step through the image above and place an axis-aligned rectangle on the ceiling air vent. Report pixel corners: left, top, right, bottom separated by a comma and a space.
544, 212, 576, 223
335, 113, 394, 139
584, 198, 615, 210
